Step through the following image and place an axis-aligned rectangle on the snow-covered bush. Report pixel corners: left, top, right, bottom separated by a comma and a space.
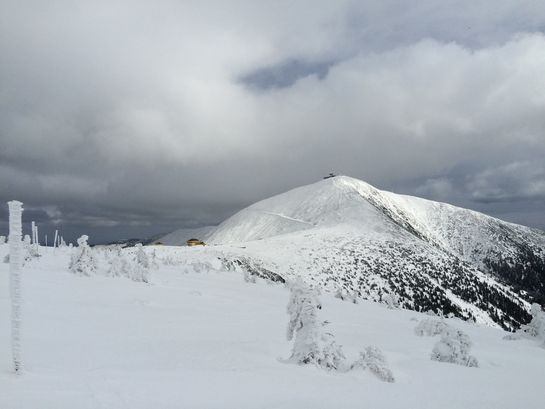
130, 261, 149, 283
130, 247, 150, 283
334, 288, 358, 304
163, 255, 180, 266
149, 249, 159, 269
431, 327, 479, 367
520, 303, 545, 345
23, 234, 40, 258
191, 261, 213, 273
107, 246, 149, 283
243, 270, 257, 283
415, 318, 478, 367
107, 248, 129, 278
0, 235, 6, 244
285, 277, 346, 370
135, 244, 149, 268
69, 235, 97, 276
351, 346, 395, 382
383, 293, 399, 309
414, 318, 449, 337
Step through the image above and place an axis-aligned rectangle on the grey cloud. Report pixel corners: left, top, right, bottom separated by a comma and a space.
1, 0, 545, 242
241, 59, 333, 90
468, 161, 545, 203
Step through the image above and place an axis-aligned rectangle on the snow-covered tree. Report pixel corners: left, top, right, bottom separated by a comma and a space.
334, 287, 358, 304
149, 249, 159, 269
23, 234, 40, 258
431, 327, 479, 367
415, 318, 478, 367
520, 303, 545, 345
0, 235, 6, 244
414, 318, 449, 337
243, 270, 257, 283
285, 277, 346, 370
135, 244, 149, 268
8, 200, 23, 373
383, 293, 400, 309
351, 346, 395, 382
69, 235, 97, 276
107, 248, 129, 278
131, 244, 150, 283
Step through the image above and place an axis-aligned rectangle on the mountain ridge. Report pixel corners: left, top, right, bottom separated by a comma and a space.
161, 176, 545, 329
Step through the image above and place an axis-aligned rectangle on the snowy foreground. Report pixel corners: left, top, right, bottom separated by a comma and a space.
1, 245, 545, 409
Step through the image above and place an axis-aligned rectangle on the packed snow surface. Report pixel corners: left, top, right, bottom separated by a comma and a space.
1, 244, 545, 409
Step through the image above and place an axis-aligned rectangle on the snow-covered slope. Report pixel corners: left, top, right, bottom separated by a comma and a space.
1, 245, 544, 409
204, 176, 545, 329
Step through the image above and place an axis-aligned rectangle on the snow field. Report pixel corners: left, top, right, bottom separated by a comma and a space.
1, 244, 544, 408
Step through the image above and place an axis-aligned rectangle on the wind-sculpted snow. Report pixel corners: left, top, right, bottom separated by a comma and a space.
199, 176, 545, 330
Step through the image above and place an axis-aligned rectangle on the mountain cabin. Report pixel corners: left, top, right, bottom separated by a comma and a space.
187, 238, 206, 247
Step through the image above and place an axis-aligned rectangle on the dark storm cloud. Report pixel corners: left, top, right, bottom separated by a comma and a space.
241, 59, 334, 89
1, 0, 545, 243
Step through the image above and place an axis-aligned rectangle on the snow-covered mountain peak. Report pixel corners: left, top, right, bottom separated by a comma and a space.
207, 176, 393, 244
203, 175, 545, 329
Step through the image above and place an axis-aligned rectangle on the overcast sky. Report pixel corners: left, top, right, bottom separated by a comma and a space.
1, 0, 545, 243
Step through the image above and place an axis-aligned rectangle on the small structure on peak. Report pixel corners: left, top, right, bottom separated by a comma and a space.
186, 238, 206, 247
323, 173, 337, 179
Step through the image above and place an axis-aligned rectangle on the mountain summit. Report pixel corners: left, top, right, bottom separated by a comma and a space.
203, 176, 545, 329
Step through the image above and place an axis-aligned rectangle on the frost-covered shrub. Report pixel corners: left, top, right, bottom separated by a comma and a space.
383, 293, 399, 309
149, 249, 159, 269
351, 346, 395, 382
130, 260, 149, 283
415, 318, 478, 367
414, 318, 449, 337
107, 246, 149, 283
69, 235, 97, 276
129, 244, 150, 283
243, 270, 257, 283
334, 288, 358, 304
107, 248, 129, 278
23, 234, 40, 258
0, 235, 6, 244
135, 244, 149, 268
285, 278, 346, 370
520, 303, 545, 345
431, 327, 479, 367
191, 261, 213, 273
163, 255, 181, 266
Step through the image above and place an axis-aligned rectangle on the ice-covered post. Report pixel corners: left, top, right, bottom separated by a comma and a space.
31, 221, 35, 244
53, 230, 58, 249
8, 200, 23, 374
